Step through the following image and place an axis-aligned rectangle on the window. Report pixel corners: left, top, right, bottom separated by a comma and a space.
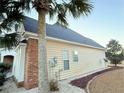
63, 50, 69, 70
73, 51, 78, 62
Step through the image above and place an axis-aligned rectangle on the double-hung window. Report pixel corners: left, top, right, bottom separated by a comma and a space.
73, 51, 78, 62
63, 50, 69, 70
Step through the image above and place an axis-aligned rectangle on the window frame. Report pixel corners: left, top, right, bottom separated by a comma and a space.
72, 50, 78, 62
62, 50, 70, 70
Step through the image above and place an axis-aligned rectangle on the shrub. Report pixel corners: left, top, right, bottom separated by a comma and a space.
0, 63, 12, 87
49, 79, 59, 91
0, 63, 12, 73
0, 73, 5, 86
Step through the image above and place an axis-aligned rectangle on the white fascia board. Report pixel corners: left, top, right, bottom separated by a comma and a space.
24, 31, 105, 51
46, 37, 105, 51
25, 31, 38, 39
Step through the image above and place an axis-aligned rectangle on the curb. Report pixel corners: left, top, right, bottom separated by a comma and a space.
86, 68, 109, 93
86, 75, 99, 93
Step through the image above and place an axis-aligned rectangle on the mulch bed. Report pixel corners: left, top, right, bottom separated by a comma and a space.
70, 66, 123, 89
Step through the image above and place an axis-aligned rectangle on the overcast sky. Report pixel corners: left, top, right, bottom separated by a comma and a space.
26, 0, 124, 47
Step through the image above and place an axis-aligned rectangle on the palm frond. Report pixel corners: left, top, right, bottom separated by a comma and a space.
19, 0, 32, 11
65, 0, 93, 18
0, 33, 20, 49
0, 0, 24, 48
57, 13, 68, 27
0, 0, 93, 48
47, 0, 93, 27
0, 0, 24, 31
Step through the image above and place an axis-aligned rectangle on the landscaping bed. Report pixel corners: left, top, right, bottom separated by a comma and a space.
70, 66, 123, 89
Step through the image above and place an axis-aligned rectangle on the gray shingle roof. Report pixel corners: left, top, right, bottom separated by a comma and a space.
23, 16, 104, 49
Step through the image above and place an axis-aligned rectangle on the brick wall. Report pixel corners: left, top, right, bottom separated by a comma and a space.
24, 38, 38, 89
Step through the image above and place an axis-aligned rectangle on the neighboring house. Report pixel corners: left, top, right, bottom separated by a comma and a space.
0, 49, 16, 77
0, 49, 16, 65
1, 17, 106, 89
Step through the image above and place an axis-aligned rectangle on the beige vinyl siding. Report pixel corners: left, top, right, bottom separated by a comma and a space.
46, 40, 106, 80
121, 60, 124, 64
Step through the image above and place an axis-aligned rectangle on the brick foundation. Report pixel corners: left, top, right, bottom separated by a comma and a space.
24, 38, 38, 89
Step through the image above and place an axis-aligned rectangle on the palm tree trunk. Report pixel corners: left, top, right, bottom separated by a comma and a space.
38, 10, 50, 93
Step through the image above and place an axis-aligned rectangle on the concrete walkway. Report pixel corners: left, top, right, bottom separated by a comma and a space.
0, 68, 108, 93
0, 78, 26, 93
0, 79, 86, 93
11, 82, 86, 93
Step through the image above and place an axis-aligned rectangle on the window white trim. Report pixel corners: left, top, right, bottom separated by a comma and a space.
62, 50, 70, 70
72, 50, 78, 62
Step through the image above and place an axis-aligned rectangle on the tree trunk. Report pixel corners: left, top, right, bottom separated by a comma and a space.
38, 10, 50, 93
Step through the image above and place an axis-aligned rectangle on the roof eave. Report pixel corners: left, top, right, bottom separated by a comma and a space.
47, 36, 105, 51
25, 31, 105, 51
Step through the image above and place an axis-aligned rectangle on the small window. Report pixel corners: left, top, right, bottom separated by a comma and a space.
73, 51, 78, 62
63, 50, 69, 70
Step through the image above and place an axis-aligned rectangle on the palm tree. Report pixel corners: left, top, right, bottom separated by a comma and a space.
1, 0, 93, 93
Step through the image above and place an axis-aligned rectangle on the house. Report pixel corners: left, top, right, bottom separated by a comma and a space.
0, 49, 16, 78
0, 49, 16, 63
0, 17, 106, 89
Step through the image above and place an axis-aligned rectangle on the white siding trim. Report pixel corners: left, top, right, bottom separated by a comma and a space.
25, 31, 38, 36
24, 31, 105, 51
47, 37, 105, 51
15, 43, 27, 51
13, 44, 26, 82
0, 50, 16, 63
